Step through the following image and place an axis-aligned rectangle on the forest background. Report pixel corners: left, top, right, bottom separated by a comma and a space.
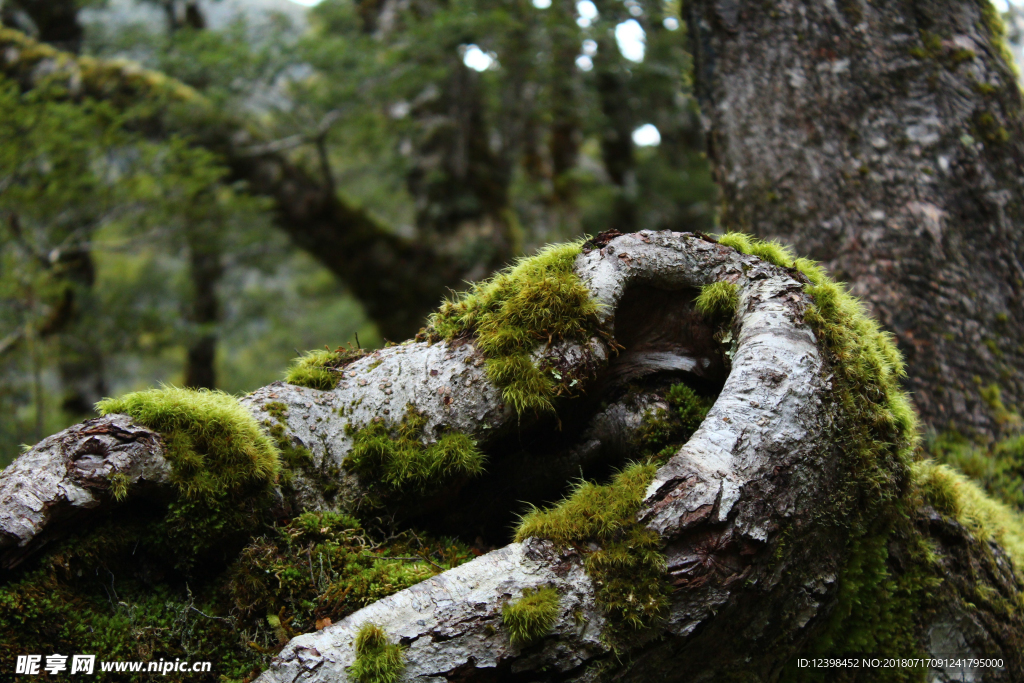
0, 0, 728, 467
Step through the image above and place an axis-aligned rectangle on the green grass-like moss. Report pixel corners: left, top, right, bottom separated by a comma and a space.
346, 405, 485, 495
425, 242, 600, 415
285, 345, 368, 391
913, 460, 1024, 563
349, 623, 406, 683
96, 386, 280, 500
516, 463, 668, 632
503, 586, 560, 647
695, 281, 740, 318
929, 432, 1024, 511
228, 511, 473, 637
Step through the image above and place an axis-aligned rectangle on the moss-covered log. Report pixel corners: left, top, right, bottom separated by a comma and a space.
686, 0, 1024, 439
1, 232, 1022, 682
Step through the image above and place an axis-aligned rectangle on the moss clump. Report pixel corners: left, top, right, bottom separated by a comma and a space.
96, 386, 280, 500
346, 405, 485, 495
503, 586, 560, 647
913, 460, 1024, 563
516, 463, 668, 632
695, 281, 740, 318
0, 512, 266, 682
285, 345, 368, 391
425, 242, 600, 415
718, 231, 795, 269
349, 623, 406, 683
228, 511, 473, 636
635, 382, 714, 461
929, 432, 1024, 511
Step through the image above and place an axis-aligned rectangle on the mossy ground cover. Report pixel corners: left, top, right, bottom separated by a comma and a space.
228, 511, 475, 642
423, 241, 601, 415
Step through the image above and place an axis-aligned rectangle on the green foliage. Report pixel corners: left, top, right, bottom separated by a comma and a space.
346, 405, 485, 495
350, 623, 406, 683
695, 281, 740, 318
97, 386, 280, 499
426, 242, 599, 415
285, 345, 368, 390
516, 463, 668, 633
502, 586, 560, 647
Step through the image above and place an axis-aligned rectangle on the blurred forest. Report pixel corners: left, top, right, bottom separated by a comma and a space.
1, 0, 722, 467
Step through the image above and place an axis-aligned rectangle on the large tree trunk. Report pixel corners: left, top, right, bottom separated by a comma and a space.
686, 0, 1024, 439
2, 232, 1020, 681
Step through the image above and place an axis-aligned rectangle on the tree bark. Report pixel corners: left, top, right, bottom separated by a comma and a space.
2, 232, 1020, 681
686, 0, 1024, 439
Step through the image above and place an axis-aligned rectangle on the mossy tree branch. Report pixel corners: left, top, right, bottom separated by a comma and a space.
1, 233, 1021, 681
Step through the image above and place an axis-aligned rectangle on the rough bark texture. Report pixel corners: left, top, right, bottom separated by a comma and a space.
0, 27, 467, 340
1, 232, 1021, 681
687, 0, 1024, 438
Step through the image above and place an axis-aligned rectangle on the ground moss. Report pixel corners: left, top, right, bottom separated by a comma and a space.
0, 512, 267, 682
502, 586, 561, 647
695, 281, 740, 318
285, 345, 368, 391
346, 405, 485, 495
516, 463, 668, 634
349, 623, 406, 683
227, 511, 473, 638
424, 242, 600, 415
96, 386, 280, 501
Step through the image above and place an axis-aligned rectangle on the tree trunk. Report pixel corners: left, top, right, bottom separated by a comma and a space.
686, 0, 1024, 439
2, 232, 1020, 681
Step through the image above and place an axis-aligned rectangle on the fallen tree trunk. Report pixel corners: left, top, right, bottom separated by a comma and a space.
1, 232, 1021, 681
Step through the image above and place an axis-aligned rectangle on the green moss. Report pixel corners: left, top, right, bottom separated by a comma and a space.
424, 242, 600, 415
107, 472, 130, 502
635, 382, 714, 460
974, 110, 1010, 145
285, 345, 368, 391
227, 511, 472, 636
695, 281, 740, 318
349, 623, 406, 683
516, 463, 668, 633
718, 231, 795, 269
261, 402, 313, 471
979, 0, 1020, 78
346, 405, 485, 495
928, 432, 1024, 511
97, 386, 280, 500
503, 586, 560, 647
0, 514, 267, 682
